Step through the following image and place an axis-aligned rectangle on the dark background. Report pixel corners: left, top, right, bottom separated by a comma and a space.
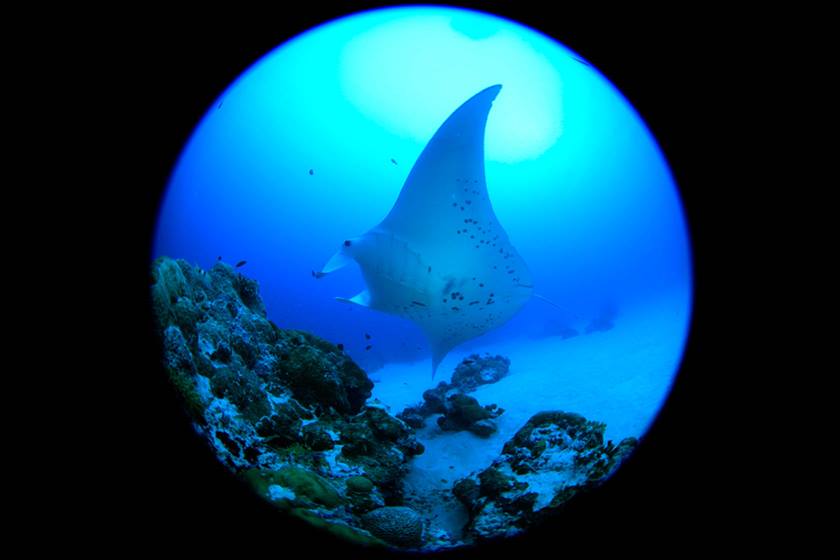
104, 2, 746, 556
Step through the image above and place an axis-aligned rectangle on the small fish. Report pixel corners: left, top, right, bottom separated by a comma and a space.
235, 260, 247, 268
365, 345, 372, 351
365, 333, 371, 340
390, 158, 398, 165
217, 256, 222, 261
308, 169, 314, 175
337, 343, 344, 351
312, 270, 327, 279
217, 100, 223, 109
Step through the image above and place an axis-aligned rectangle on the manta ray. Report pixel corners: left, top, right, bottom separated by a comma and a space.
317, 85, 533, 376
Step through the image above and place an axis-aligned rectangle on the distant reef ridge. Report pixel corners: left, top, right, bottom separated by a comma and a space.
150, 257, 637, 550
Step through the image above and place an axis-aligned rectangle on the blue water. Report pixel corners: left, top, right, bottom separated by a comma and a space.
153, 7, 691, 379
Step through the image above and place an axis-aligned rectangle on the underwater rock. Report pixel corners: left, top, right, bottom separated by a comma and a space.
337, 406, 424, 504
450, 353, 511, 391
469, 418, 498, 438
436, 393, 503, 437
151, 257, 423, 543
151, 257, 194, 332
420, 382, 455, 414
399, 375, 505, 436
396, 406, 426, 429
272, 330, 373, 415
344, 474, 383, 515
453, 410, 637, 541
255, 398, 313, 448
346, 476, 374, 494
300, 423, 334, 451
361, 506, 425, 548
210, 366, 270, 424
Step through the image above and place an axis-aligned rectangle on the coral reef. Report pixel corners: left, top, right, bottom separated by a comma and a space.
361, 506, 425, 548
397, 354, 507, 436
452, 410, 637, 541
450, 353, 510, 391
151, 257, 423, 548
436, 394, 504, 437
151, 257, 637, 550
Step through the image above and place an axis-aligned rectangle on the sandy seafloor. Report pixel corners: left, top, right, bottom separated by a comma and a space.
368, 292, 690, 540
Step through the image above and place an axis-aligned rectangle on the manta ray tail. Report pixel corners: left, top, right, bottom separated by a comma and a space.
431, 356, 442, 380
429, 339, 457, 379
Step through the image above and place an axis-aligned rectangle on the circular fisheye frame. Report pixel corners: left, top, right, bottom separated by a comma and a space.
151, 6, 692, 552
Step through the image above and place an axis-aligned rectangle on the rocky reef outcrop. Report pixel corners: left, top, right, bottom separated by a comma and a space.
151, 257, 425, 548
452, 411, 637, 541
398, 354, 509, 437
450, 353, 510, 391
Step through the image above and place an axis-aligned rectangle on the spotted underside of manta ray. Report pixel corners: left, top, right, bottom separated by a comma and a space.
318, 85, 533, 376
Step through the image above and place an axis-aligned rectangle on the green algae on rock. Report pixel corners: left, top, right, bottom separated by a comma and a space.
243, 466, 343, 509
346, 476, 374, 494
